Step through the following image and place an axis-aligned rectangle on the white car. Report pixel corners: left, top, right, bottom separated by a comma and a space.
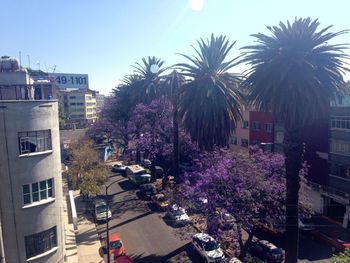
165, 204, 191, 226
92, 199, 112, 222
192, 233, 225, 262
112, 163, 127, 173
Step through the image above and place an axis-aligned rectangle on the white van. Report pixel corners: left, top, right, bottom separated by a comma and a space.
126, 165, 151, 185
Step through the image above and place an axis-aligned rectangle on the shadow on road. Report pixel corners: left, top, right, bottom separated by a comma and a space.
118, 179, 138, 191
131, 243, 201, 263
98, 211, 154, 236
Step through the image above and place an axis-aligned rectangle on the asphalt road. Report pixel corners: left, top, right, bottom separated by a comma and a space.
95, 173, 334, 263
95, 174, 202, 263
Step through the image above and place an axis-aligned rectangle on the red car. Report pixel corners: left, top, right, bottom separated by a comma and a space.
107, 233, 126, 258
311, 230, 350, 251
254, 219, 284, 237
115, 255, 133, 263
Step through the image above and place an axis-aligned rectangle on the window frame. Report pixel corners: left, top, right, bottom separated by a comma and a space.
25, 226, 57, 259
22, 178, 55, 206
18, 130, 52, 155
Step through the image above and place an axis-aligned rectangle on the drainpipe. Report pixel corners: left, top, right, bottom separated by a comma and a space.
342, 205, 350, 229
0, 212, 5, 263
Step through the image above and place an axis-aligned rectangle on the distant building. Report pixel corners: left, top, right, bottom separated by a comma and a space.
231, 109, 274, 152
60, 89, 97, 128
95, 93, 105, 114
0, 56, 65, 263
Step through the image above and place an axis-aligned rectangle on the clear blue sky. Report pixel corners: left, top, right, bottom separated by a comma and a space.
1, 0, 349, 94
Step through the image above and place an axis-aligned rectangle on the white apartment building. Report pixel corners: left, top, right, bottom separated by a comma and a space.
0, 56, 65, 263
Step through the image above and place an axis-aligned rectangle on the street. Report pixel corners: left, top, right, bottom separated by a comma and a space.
94, 174, 334, 263
95, 175, 201, 262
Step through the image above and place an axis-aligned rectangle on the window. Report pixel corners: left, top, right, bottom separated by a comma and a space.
331, 117, 350, 130
87, 102, 95, 106
252, 122, 261, 131
231, 136, 237, 145
242, 121, 249, 129
18, 130, 51, 155
241, 138, 249, 147
252, 140, 260, 145
265, 123, 273, 133
22, 179, 54, 205
70, 102, 76, 106
69, 96, 76, 99
330, 163, 350, 178
330, 140, 350, 156
25, 226, 57, 259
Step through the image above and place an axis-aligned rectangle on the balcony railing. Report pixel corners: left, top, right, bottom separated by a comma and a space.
0, 84, 55, 101
308, 180, 350, 204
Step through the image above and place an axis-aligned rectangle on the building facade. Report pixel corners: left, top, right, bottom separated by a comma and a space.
61, 89, 97, 128
231, 109, 273, 152
0, 58, 65, 263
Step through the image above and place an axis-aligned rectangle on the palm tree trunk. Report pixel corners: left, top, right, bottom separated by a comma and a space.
283, 126, 303, 263
173, 106, 179, 181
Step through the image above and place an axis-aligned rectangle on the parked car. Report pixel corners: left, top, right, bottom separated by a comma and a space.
142, 159, 152, 168
155, 166, 164, 178
249, 239, 284, 263
127, 165, 151, 185
115, 255, 133, 263
228, 257, 242, 263
112, 163, 128, 174
299, 217, 315, 232
139, 183, 158, 199
217, 210, 235, 230
105, 233, 126, 258
92, 198, 112, 222
151, 193, 170, 211
165, 204, 191, 226
254, 219, 284, 237
192, 233, 225, 263
311, 230, 350, 251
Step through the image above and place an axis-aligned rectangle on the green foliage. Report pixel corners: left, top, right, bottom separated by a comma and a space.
69, 140, 109, 196
177, 34, 244, 150
241, 17, 349, 127
332, 248, 350, 263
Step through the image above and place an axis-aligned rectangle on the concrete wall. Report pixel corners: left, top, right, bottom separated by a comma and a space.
304, 187, 324, 214
0, 100, 65, 263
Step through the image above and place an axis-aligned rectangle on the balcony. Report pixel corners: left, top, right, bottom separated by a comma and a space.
0, 84, 55, 101
308, 180, 350, 204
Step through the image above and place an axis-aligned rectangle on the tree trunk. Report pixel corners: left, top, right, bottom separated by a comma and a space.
283, 126, 303, 263
238, 230, 254, 260
173, 106, 179, 182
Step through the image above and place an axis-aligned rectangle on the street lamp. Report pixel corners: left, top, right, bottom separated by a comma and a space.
105, 179, 119, 263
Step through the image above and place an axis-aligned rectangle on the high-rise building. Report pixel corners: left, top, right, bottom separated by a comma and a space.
0, 56, 65, 263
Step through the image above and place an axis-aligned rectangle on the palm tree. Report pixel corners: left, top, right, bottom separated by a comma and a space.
131, 56, 168, 104
240, 18, 349, 263
176, 34, 244, 150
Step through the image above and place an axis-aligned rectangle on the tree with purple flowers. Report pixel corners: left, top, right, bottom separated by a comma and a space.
180, 147, 310, 260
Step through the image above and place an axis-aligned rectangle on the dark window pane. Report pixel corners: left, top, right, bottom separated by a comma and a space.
23, 184, 30, 194
32, 192, 39, 202
23, 194, 31, 204
40, 190, 47, 200
32, 183, 38, 192
47, 179, 52, 188
48, 188, 53, 197
40, 181, 46, 190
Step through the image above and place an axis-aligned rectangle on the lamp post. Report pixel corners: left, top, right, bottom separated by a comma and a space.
105, 180, 119, 263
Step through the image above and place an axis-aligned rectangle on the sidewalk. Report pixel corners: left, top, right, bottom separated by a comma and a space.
74, 190, 104, 263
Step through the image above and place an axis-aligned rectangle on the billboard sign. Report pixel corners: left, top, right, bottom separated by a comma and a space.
48, 73, 89, 89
